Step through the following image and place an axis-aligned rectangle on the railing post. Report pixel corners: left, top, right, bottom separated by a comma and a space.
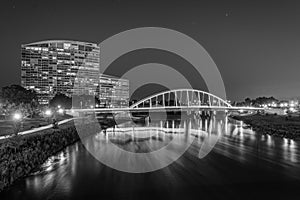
180, 90, 183, 105
187, 90, 190, 107
198, 91, 201, 106
168, 92, 171, 106
175, 91, 178, 107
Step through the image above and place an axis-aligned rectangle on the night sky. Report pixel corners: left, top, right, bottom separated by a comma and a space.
1, 0, 299, 101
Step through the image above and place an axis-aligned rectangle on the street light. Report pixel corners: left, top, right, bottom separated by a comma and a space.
45, 109, 52, 116
58, 108, 64, 114
12, 112, 22, 136
13, 112, 22, 121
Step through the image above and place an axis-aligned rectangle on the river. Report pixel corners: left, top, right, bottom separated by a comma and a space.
1, 115, 300, 200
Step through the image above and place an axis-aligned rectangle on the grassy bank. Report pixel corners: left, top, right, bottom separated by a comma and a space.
0, 115, 72, 137
231, 114, 300, 140
0, 121, 80, 192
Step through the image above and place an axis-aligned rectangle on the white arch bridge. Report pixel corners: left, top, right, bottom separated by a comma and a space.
69, 89, 262, 114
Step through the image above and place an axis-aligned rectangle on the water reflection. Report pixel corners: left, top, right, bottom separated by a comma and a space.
22, 144, 78, 199
91, 117, 220, 157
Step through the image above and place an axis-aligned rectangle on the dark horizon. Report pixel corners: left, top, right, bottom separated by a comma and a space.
1, 0, 300, 101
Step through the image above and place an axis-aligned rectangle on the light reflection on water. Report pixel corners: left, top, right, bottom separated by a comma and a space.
1, 114, 300, 199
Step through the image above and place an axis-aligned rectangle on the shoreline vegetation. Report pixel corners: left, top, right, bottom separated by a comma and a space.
231, 114, 300, 140
0, 120, 93, 192
0, 118, 100, 192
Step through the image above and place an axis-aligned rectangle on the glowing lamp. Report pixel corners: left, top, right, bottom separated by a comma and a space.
45, 109, 52, 116
13, 113, 22, 121
58, 108, 64, 114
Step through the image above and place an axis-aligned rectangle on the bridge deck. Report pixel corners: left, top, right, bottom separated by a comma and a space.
69, 106, 263, 113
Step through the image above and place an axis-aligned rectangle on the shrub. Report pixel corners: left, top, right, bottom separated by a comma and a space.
0, 124, 80, 192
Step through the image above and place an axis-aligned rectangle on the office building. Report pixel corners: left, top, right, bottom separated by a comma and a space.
98, 74, 129, 108
21, 40, 100, 104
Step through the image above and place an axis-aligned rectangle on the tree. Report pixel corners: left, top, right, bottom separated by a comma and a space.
49, 93, 72, 109
244, 97, 252, 106
236, 96, 279, 107
0, 85, 39, 117
1, 85, 38, 106
252, 96, 278, 106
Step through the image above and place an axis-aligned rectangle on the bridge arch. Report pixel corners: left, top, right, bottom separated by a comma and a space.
130, 89, 232, 109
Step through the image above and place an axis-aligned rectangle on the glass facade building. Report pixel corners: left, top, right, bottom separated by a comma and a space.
21, 40, 100, 104
98, 74, 129, 108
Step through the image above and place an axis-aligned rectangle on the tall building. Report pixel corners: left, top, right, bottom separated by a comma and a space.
98, 74, 129, 108
21, 40, 100, 104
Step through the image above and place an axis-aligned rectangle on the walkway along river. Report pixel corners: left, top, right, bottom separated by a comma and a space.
0, 115, 300, 200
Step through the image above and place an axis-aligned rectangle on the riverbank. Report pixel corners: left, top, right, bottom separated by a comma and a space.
0, 115, 73, 137
231, 114, 300, 140
0, 121, 80, 192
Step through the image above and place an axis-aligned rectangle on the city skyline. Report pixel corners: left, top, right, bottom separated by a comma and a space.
1, 0, 300, 101
1, 1, 300, 199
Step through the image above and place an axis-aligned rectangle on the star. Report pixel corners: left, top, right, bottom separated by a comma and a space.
225, 11, 231, 17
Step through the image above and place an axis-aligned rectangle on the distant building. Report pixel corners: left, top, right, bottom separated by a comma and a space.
98, 74, 129, 108
289, 100, 299, 108
21, 40, 100, 104
279, 101, 289, 108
